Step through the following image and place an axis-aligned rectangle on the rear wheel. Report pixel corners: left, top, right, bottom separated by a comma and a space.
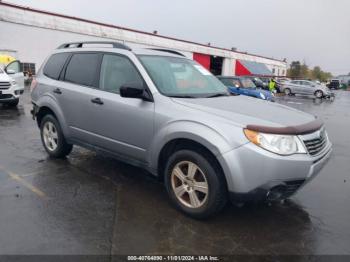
40, 114, 73, 158
284, 88, 292, 96
315, 90, 323, 98
164, 149, 227, 219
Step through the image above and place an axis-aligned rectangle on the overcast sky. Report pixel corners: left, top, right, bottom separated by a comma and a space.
7, 0, 350, 75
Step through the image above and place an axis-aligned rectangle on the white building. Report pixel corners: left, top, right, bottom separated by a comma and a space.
0, 1, 287, 76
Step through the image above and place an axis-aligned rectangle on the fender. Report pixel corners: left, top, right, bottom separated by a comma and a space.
35, 93, 70, 138
148, 120, 242, 172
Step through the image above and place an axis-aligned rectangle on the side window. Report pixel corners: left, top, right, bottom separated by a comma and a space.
65, 53, 100, 87
43, 53, 70, 80
232, 79, 241, 87
99, 54, 143, 94
6, 60, 21, 74
219, 78, 233, 86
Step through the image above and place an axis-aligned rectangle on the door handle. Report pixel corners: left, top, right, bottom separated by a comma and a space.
91, 97, 104, 105
53, 88, 62, 94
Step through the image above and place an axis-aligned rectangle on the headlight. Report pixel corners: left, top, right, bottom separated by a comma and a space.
244, 129, 306, 155
260, 93, 266, 100
11, 80, 17, 86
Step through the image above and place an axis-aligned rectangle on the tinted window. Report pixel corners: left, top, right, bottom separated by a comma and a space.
99, 54, 143, 94
65, 53, 100, 87
219, 78, 240, 87
44, 53, 70, 80
240, 78, 256, 89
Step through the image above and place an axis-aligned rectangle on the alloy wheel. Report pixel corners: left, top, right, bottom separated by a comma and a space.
171, 161, 209, 209
43, 121, 58, 152
315, 91, 323, 98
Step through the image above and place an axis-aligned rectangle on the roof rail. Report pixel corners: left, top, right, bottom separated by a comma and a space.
57, 41, 132, 51
148, 48, 185, 57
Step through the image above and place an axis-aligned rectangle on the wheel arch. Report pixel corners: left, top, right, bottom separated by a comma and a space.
148, 121, 235, 184
35, 96, 69, 136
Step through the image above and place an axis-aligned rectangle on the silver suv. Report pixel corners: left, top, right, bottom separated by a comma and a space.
31, 42, 332, 218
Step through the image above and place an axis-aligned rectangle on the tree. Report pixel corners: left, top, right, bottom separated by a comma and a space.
288, 61, 301, 78
287, 61, 332, 82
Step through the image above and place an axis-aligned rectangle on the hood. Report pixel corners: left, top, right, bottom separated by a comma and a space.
0, 72, 12, 82
172, 96, 315, 128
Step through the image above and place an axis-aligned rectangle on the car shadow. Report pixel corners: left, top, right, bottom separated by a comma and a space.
41, 149, 316, 256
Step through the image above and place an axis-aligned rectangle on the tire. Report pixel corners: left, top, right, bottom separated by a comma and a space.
284, 88, 292, 96
6, 99, 19, 107
315, 90, 323, 98
164, 149, 227, 219
40, 114, 73, 158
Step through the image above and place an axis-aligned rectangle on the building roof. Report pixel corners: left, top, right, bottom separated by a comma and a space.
0, 1, 285, 63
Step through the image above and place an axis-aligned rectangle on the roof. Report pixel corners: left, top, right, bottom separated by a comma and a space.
0, 1, 285, 63
238, 60, 272, 76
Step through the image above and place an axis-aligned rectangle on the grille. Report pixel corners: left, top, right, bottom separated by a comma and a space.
0, 81, 11, 90
0, 94, 13, 99
304, 134, 327, 156
284, 179, 305, 196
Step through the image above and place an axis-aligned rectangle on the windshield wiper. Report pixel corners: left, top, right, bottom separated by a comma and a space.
205, 93, 229, 98
168, 95, 197, 98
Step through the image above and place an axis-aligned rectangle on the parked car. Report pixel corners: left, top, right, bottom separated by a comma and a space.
0, 61, 24, 107
245, 76, 268, 90
31, 41, 332, 218
217, 76, 274, 101
327, 79, 341, 90
281, 80, 334, 98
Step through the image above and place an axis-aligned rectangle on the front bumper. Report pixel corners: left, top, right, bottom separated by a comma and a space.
0, 85, 24, 103
218, 139, 332, 203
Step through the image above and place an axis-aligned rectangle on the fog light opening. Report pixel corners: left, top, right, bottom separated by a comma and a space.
266, 185, 287, 201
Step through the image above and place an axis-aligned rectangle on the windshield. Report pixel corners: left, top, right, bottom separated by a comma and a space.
240, 78, 256, 88
138, 55, 228, 97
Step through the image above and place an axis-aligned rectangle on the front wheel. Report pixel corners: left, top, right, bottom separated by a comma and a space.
284, 88, 292, 96
40, 114, 73, 158
164, 149, 227, 219
315, 90, 323, 98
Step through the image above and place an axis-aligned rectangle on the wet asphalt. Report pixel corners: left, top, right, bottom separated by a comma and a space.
0, 89, 349, 256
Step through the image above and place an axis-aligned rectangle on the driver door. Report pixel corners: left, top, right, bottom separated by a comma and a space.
5, 60, 24, 89
87, 53, 155, 162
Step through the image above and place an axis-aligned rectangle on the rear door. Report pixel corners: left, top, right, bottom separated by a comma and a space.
299, 81, 313, 95
58, 52, 103, 143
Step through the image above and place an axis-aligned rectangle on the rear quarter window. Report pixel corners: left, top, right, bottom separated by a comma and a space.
43, 53, 71, 80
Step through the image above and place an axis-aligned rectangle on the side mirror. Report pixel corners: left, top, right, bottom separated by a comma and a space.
120, 82, 153, 102
6, 69, 16, 75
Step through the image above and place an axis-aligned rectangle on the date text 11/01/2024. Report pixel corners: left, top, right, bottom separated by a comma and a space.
127, 255, 220, 261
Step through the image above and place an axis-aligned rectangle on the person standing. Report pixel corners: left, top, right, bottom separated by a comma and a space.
268, 78, 277, 93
